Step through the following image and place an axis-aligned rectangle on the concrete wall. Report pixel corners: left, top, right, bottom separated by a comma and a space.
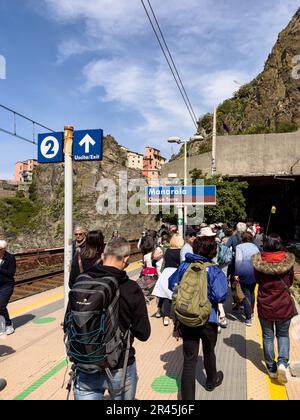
162, 130, 300, 178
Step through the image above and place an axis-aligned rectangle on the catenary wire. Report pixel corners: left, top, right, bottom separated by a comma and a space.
146, 0, 198, 126
0, 104, 55, 145
140, 0, 198, 130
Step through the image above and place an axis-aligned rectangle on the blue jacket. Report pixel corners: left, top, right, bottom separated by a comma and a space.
168, 253, 228, 324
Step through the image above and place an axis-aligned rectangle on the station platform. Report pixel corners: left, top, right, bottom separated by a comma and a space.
1, 261, 300, 401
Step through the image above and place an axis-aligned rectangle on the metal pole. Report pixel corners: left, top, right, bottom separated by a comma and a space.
64, 126, 74, 313
212, 106, 217, 176
266, 209, 272, 236
183, 139, 188, 233
178, 206, 184, 238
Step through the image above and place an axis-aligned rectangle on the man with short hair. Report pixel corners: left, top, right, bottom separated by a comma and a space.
73, 237, 151, 400
72, 226, 86, 257
180, 230, 197, 262
0, 240, 16, 335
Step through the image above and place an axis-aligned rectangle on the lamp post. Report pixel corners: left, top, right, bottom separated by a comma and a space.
167, 135, 204, 235
212, 106, 217, 176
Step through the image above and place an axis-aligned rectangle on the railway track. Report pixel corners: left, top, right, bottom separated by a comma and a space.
11, 240, 142, 302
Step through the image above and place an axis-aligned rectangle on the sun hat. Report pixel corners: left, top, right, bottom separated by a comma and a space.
237, 222, 247, 233
199, 227, 216, 237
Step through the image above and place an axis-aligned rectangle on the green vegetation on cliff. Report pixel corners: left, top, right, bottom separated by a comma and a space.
197, 8, 300, 140
0, 194, 42, 235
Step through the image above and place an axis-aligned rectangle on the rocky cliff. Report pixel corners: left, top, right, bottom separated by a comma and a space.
1, 136, 158, 251
181, 7, 300, 158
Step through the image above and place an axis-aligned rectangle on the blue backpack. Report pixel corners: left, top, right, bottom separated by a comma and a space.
218, 243, 233, 265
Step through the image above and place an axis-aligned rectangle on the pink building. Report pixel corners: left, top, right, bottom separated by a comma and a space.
14, 159, 38, 183
142, 147, 166, 186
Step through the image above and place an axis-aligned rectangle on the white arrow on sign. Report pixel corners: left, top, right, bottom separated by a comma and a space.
79, 134, 96, 154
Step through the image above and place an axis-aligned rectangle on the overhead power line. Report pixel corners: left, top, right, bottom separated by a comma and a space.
0, 104, 55, 145
140, 0, 198, 130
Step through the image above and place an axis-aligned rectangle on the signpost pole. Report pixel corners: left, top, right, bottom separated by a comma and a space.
178, 206, 184, 238
183, 139, 188, 235
64, 126, 74, 312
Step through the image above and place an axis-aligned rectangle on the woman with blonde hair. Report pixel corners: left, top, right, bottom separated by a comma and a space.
154, 234, 184, 326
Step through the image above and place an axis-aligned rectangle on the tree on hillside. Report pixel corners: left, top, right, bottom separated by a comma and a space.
190, 169, 248, 224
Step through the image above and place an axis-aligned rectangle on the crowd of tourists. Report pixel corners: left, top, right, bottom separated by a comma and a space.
0, 220, 297, 401
62, 221, 297, 400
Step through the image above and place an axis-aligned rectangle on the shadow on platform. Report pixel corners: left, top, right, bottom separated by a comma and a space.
223, 334, 266, 374
160, 342, 183, 399
12, 314, 35, 329
0, 345, 16, 357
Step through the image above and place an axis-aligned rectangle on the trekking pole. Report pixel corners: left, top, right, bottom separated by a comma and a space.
266, 206, 276, 236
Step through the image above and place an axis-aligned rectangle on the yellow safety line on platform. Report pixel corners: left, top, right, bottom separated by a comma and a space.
246, 286, 287, 400
246, 297, 270, 400
10, 261, 143, 318
10, 292, 64, 318
257, 317, 288, 401
125, 261, 143, 272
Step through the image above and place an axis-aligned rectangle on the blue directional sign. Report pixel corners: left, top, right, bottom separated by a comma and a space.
38, 132, 64, 164
73, 129, 103, 162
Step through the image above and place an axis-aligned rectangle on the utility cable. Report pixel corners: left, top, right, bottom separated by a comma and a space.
146, 0, 198, 126
140, 0, 198, 130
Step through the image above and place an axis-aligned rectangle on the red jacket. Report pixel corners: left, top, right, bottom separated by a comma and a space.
252, 252, 295, 321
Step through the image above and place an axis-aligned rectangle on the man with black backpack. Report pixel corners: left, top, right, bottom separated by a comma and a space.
65, 237, 151, 400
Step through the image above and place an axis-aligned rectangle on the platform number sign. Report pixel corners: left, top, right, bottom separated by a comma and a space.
38, 132, 64, 164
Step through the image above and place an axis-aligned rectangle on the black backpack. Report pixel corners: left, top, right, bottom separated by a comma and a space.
64, 274, 131, 389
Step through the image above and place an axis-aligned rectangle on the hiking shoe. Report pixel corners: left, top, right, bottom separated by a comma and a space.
244, 319, 252, 327
163, 317, 170, 326
277, 364, 288, 384
155, 309, 162, 318
268, 370, 278, 379
219, 317, 228, 328
205, 371, 224, 392
5, 325, 14, 335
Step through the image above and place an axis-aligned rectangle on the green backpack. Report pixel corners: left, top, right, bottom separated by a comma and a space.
173, 261, 212, 327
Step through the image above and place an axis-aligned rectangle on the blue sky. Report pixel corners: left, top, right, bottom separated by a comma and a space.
0, 0, 298, 179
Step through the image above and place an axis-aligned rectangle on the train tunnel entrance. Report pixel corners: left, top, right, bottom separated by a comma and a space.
237, 176, 300, 240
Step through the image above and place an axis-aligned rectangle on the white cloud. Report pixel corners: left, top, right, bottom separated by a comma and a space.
40, 0, 298, 154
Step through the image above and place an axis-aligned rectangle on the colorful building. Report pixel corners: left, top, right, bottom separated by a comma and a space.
14, 159, 38, 183
127, 151, 144, 170
142, 147, 166, 186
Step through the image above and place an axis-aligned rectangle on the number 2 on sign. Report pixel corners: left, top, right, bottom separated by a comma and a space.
45, 140, 55, 155
40, 136, 59, 159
